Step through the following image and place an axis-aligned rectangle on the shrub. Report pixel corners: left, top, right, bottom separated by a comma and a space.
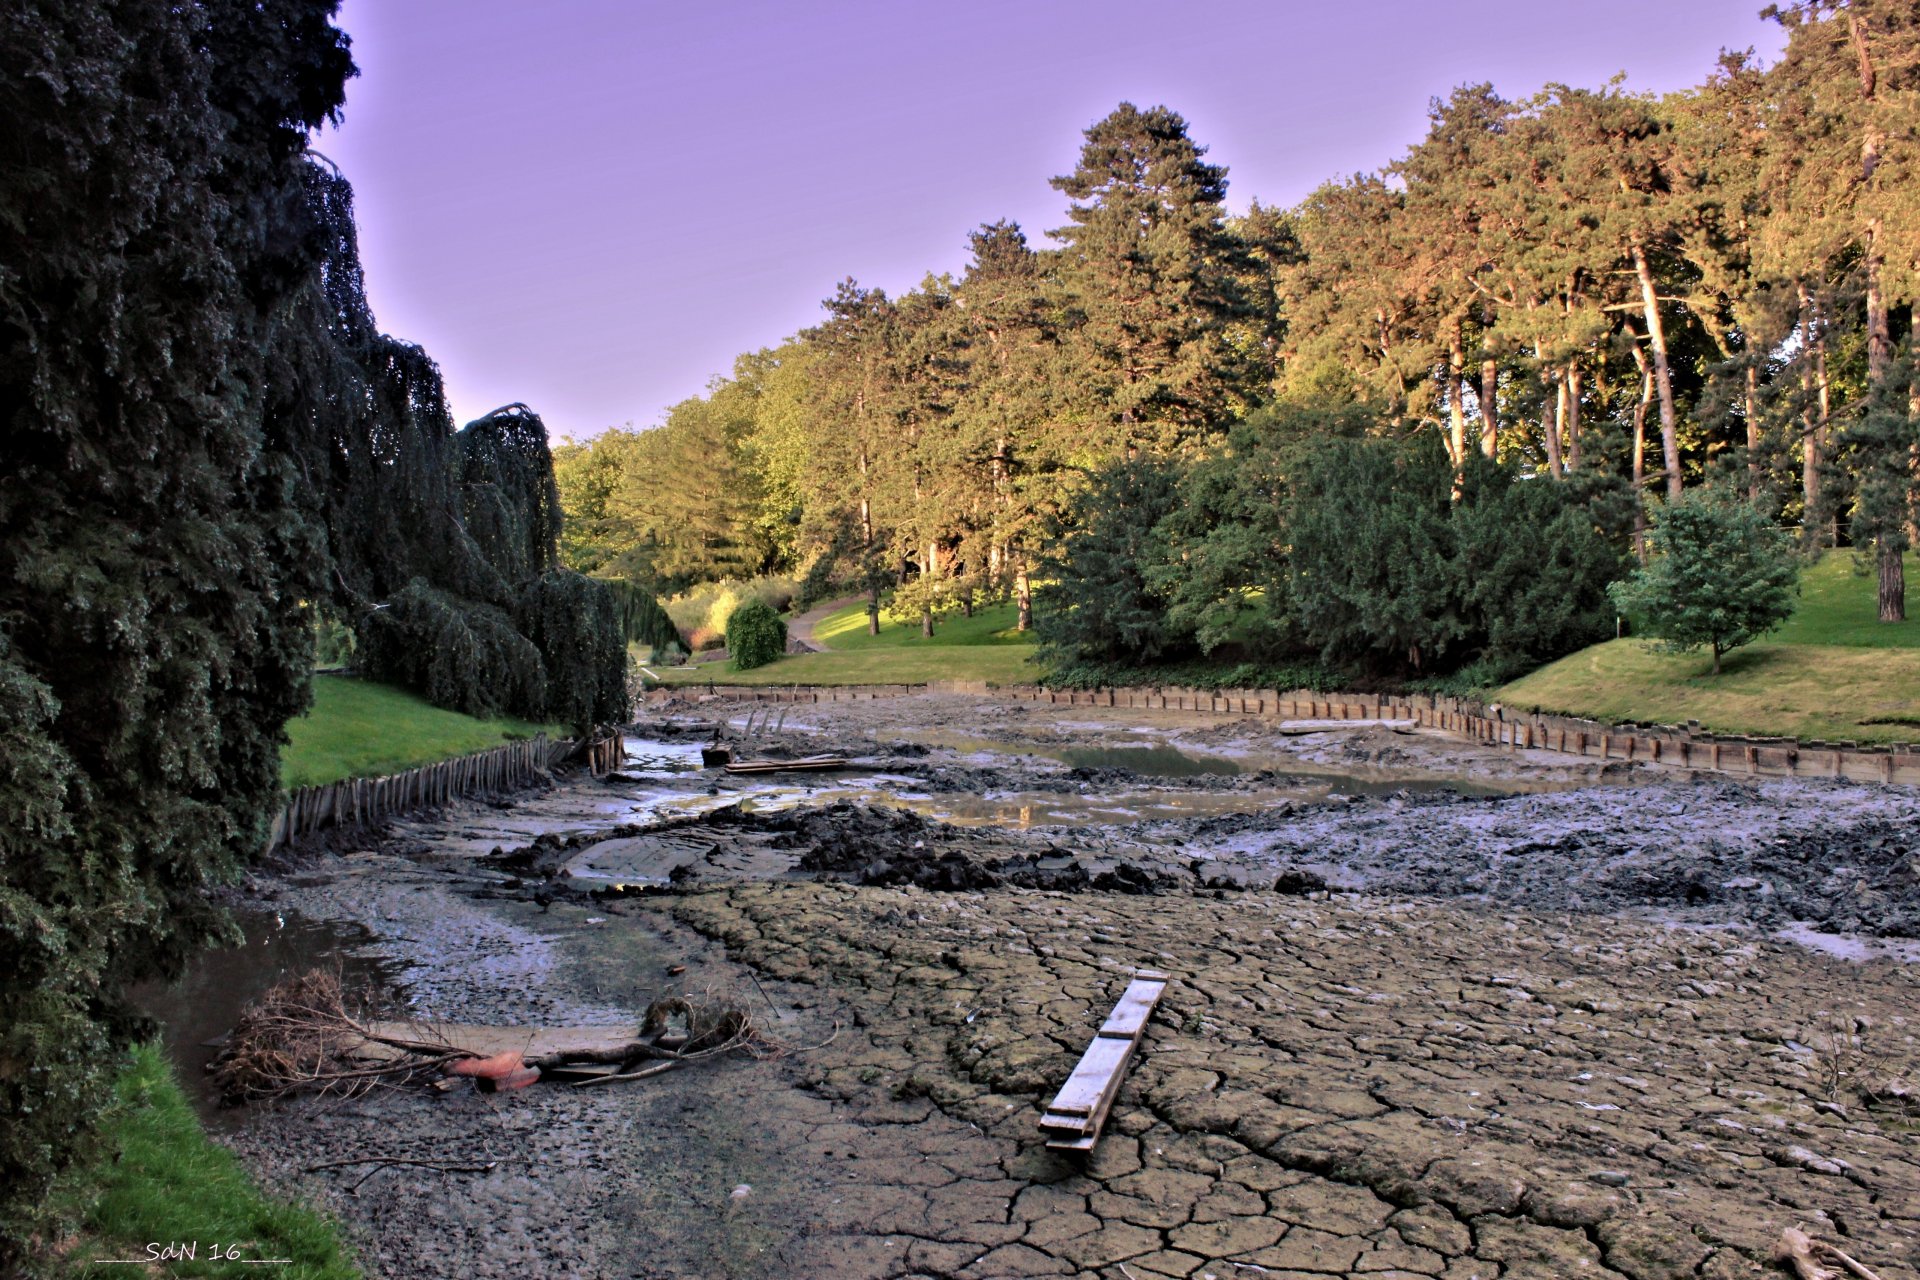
727, 600, 788, 670
1607, 488, 1797, 673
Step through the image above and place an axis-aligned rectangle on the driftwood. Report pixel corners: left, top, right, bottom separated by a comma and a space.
215, 968, 798, 1102
1775, 1228, 1885, 1280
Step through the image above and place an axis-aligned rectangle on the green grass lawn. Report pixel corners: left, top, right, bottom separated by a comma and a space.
54, 1045, 357, 1278
1768, 551, 1920, 647
657, 597, 1041, 686
284, 677, 565, 789
1498, 551, 1920, 742
811, 599, 1035, 649
654, 645, 1042, 687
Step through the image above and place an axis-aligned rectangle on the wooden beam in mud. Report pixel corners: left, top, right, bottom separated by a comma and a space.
1041, 969, 1169, 1153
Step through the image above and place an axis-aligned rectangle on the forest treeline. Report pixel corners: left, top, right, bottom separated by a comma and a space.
0, 1, 622, 1259
560, 0, 1920, 672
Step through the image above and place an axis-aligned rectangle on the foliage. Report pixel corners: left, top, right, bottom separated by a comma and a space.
1038, 658, 1350, 694
726, 600, 788, 671
559, 4, 1920, 647
1608, 489, 1798, 672
0, 0, 350, 1261
1285, 436, 1462, 670
357, 580, 547, 720
54, 1045, 357, 1278
284, 679, 563, 790
515, 570, 628, 730
603, 578, 682, 656
1034, 456, 1192, 665
664, 576, 798, 645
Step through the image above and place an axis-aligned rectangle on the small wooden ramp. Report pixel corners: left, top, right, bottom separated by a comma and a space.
1039, 969, 1169, 1153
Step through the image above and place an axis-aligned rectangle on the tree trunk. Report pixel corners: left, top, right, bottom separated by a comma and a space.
1632, 242, 1681, 500
1565, 362, 1582, 472
1543, 364, 1564, 480
1479, 351, 1499, 459
1447, 324, 1468, 469
1880, 539, 1906, 623
1631, 339, 1654, 563
1801, 285, 1831, 546
923, 540, 938, 637
1015, 558, 1032, 632
1711, 641, 1722, 676
1745, 362, 1761, 501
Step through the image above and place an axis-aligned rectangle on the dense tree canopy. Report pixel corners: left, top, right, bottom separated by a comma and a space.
559, 7, 1920, 645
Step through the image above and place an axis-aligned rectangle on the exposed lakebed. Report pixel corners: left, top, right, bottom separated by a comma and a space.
182, 693, 1920, 1279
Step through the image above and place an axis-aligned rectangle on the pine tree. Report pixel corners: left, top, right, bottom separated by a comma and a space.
1049, 103, 1262, 454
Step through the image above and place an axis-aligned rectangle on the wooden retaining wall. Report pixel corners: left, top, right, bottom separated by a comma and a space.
680, 684, 1920, 788
269, 729, 628, 852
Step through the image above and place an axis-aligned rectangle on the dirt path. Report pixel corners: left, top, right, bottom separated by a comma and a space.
211, 695, 1920, 1279
789, 593, 865, 651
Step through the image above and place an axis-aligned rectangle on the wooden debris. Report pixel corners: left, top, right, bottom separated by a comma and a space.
1775, 1228, 1885, 1280
722, 754, 850, 775
1040, 969, 1168, 1152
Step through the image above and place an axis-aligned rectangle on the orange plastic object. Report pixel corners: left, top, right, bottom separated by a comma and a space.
448, 1050, 524, 1079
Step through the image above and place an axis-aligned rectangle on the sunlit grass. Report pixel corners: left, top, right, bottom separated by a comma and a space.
811, 599, 1035, 650
283, 677, 564, 789
654, 646, 1040, 687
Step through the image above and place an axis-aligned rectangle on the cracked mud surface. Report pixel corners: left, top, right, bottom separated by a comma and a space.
203, 694, 1920, 1279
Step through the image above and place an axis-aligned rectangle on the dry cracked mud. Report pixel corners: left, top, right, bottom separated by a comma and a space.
198, 694, 1920, 1279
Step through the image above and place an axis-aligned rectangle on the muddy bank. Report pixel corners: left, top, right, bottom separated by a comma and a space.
186, 693, 1920, 1279
1180, 776, 1920, 938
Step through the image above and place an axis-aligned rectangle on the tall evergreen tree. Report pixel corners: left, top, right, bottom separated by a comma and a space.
1049, 103, 1263, 453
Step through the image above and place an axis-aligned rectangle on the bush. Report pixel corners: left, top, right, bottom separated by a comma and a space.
727, 600, 788, 670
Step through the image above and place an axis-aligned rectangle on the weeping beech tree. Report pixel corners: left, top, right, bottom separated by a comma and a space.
295, 166, 624, 727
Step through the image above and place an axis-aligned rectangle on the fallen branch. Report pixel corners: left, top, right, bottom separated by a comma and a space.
303, 1156, 506, 1195
1775, 1227, 1886, 1280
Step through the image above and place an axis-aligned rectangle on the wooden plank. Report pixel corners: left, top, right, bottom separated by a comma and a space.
1041, 1036, 1133, 1121
1041, 972, 1167, 1151
1097, 977, 1165, 1039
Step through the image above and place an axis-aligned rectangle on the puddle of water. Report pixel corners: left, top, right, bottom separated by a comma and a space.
620, 736, 706, 774
1775, 921, 1920, 964
131, 909, 397, 1127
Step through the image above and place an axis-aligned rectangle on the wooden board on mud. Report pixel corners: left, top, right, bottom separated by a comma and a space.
1040, 970, 1168, 1152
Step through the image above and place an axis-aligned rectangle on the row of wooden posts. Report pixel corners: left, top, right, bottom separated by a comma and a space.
692, 683, 1920, 787
268, 728, 628, 852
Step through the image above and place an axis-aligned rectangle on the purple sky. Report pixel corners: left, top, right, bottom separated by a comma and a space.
316, 0, 1784, 443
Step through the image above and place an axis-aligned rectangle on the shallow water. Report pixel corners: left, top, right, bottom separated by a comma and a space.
132, 909, 397, 1127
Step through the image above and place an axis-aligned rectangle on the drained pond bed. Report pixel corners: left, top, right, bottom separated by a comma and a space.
178, 692, 1920, 1279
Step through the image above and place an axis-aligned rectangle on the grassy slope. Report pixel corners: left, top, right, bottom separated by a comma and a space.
658, 599, 1041, 686
812, 599, 1033, 649
55, 1045, 357, 1278
284, 677, 565, 789
1499, 553, 1920, 743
